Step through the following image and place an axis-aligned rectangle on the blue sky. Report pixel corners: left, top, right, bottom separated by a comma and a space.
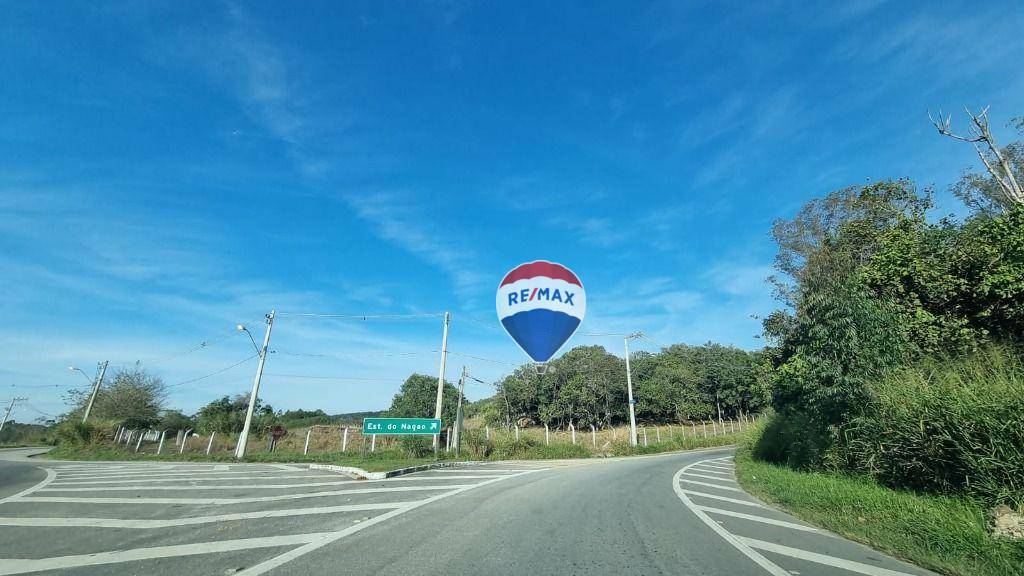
2, 1, 1022, 420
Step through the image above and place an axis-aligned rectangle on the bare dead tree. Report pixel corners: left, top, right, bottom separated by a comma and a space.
929, 106, 1024, 207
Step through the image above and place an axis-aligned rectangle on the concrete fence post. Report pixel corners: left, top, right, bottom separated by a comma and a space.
206, 432, 216, 455
135, 429, 146, 453
304, 428, 312, 455
702, 421, 707, 438
180, 429, 192, 454
515, 425, 520, 441
643, 428, 648, 447
371, 434, 376, 452
570, 424, 576, 445
156, 430, 167, 455
544, 424, 549, 445
591, 424, 596, 447
342, 427, 349, 452
730, 420, 735, 434
656, 427, 661, 443
485, 425, 490, 440
711, 420, 718, 436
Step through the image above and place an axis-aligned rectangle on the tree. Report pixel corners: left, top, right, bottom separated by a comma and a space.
195, 395, 275, 435
932, 108, 1024, 210
159, 410, 193, 433
65, 366, 167, 429
386, 374, 458, 426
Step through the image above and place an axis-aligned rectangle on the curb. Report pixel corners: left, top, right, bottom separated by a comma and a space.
310, 460, 482, 480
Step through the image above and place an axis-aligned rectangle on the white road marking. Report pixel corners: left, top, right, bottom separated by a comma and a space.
48, 474, 341, 486
683, 471, 739, 482
696, 506, 824, 533
0, 468, 56, 505
738, 537, 918, 576
20, 484, 474, 505
700, 462, 734, 470
54, 470, 281, 480
40, 476, 507, 492
0, 501, 412, 528
0, 532, 332, 575
426, 469, 528, 473
679, 478, 744, 492
680, 489, 767, 508
689, 466, 735, 477
673, 462, 790, 576
269, 464, 304, 471
236, 469, 544, 575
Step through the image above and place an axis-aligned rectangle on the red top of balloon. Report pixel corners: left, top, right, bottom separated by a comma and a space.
499, 260, 582, 288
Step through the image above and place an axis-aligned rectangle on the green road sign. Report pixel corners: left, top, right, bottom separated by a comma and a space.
362, 417, 442, 435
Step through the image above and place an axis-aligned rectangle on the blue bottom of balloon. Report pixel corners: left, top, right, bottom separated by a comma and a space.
501, 308, 581, 363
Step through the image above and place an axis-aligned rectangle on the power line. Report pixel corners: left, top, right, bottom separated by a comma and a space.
446, 351, 518, 366
263, 374, 399, 382
167, 354, 258, 389
276, 312, 444, 320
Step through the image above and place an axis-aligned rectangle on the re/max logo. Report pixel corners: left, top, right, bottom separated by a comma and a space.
507, 287, 576, 306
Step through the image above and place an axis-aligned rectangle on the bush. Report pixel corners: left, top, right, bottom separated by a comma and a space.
752, 408, 838, 470
398, 435, 434, 458
844, 347, 1024, 507
489, 434, 590, 460
55, 421, 102, 445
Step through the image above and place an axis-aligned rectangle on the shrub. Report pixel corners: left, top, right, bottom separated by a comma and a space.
398, 435, 433, 458
844, 347, 1024, 507
752, 408, 838, 470
55, 421, 101, 445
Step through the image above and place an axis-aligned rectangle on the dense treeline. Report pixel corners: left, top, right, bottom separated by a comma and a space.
467, 343, 767, 429
757, 117, 1024, 507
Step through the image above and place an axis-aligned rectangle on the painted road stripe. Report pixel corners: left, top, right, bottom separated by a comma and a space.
426, 469, 531, 473
673, 463, 790, 576
738, 537, 918, 576
700, 462, 734, 469
0, 501, 412, 528
689, 466, 734, 477
0, 468, 56, 505
236, 469, 544, 575
48, 474, 341, 486
55, 470, 281, 480
20, 484, 474, 505
0, 533, 332, 575
680, 490, 766, 508
679, 478, 744, 492
696, 506, 824, 533
682, 471, 738, 482
41, 476, 507, 492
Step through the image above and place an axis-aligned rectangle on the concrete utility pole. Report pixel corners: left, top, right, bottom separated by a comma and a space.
235, 310, 275, 459
81, 361, 108, 424
624, 332, 643, 446
454, 366, 467, 458
432, 311, 451, 452
0, 397, 27, 433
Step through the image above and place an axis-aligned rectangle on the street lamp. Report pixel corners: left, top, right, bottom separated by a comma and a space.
237, 324, 260, 354
68, 366, 92, 383
69, 362, 108, 424
624, 331, 643, 446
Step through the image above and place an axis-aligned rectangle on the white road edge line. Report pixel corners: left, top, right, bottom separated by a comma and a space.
738, 537, 918, 576
682, 471, 739, 482
40, 476, 508, 492
680, 489, 766, 508
673, 460, 790, 576
0, 467, 56, 505
19, 484, 474, 505
236, 468, 547, 576
48, 474, 343, 486
0, 533, 332, 575
696, 506, 824, 533
0, 501, 413, 528
688, 466, 735, 476
678, 478, 744, 492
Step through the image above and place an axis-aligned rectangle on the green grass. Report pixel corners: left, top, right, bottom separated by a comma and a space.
43, 444, 444, 473
735, 449, 1024, 576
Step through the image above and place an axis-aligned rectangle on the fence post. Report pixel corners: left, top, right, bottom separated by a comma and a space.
135, 429, 146, 453
656, 427, 661, 442
371, 434, 376, 452
156, 430, 167, 455
643, 428, 648, 446
304, 428, 312, 455
591, 424, 596, 447
445, 427, 451, 451
702, 421, 707, 438
730, 420, 735, 434
515, 425, 520, 441
180, 429, 192, 454
342, 427, 349, 452
206, 432, 215, 455
570, 423, 576, 445
544, 424, 549, 445
485, 425, 490, 440
712, 419, 718, 436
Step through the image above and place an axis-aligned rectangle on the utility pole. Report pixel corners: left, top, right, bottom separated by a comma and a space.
0, 397, 27, 433
235, 310, 275, 459
81, 361, 108, 424
454, 366, 466, 458
432, 311, 451, 453
624, 332, 642, 446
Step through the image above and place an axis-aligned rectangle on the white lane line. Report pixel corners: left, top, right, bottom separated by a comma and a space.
237, 469, 545, 575
673, 462, 789, 576
679, 478, 744, 492
20, 484, 474, 505
55, 470, 279, 480
49, 474, 340, 486
699, 462, 734, 469
0, 468, 57, 505
681, 489, 767, 508
0, 533, 332, 575
696, 506, 824, 533
738, 537, 918, 576
40, 476, 508, 492
683, 471, 739, 482
0, 501, 413, 528
426, 469, 530, 473
689, 466, 735, 477
269, 464, 304, 471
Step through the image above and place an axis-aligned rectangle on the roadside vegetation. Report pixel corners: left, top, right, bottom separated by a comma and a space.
736, 109, 1024, 575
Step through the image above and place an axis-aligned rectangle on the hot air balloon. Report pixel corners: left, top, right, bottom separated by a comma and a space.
496, 260, 586, 367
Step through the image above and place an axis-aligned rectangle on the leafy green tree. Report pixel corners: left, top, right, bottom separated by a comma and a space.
64, 366, 167, 429
386, 374, 458, 426
159, 410, 193, 433
195, 395, 275, 435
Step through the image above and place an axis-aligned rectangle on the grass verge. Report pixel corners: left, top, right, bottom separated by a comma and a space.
42, 444, 443, 473
735, 449, 1024, 576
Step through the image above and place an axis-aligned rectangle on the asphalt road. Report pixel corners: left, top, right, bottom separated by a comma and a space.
0, 447, 934, 576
